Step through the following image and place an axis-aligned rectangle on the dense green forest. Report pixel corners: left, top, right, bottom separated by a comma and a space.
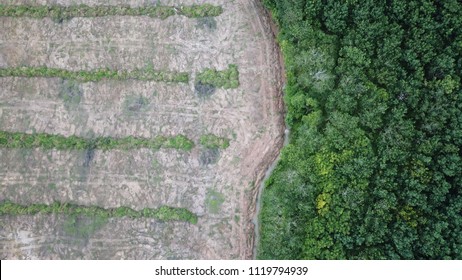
259, 0, 462, 259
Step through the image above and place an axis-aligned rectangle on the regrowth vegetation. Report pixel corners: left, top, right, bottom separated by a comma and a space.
260, 0, 462, 260
0, 4, 223, 21
0, 65, 241, 86
196, 64, 239, 89
0, 131, 195, 151
206, 189, 225, 214
0, 66, 189, 83
0, 131, 232, 151
200, 134, 230, 149
0, 201, 198, 224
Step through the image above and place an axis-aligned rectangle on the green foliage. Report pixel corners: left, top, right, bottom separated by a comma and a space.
164, 135, 195, 151
0, 201, 198, 224
0, 131, 194, 151
200, 134, 230, 149
0, 66, 189, 83
0, 4, 223, 21
63, 215, 108, 238
196, 64, 239, 89
154, 206, 198, 224
205, 189, 225, 214
259, 0, 462, 260
179, 4, 223, 18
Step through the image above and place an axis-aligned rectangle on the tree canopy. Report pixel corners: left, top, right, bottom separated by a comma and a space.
259, 0, 462, 259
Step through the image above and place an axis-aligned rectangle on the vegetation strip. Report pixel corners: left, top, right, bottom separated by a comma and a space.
200, 134, 230, 149
0, 131, 195, 151
0, 131, 232, 151
0, 201, 198, 224
0, 4, 223, 20
0, 66, 189, 83
0, 65, 241, 86
196, 64, 239, 89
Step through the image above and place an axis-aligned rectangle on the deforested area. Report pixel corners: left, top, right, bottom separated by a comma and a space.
0, 0, 285, 259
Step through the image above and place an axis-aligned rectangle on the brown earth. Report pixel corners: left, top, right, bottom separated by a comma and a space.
0, 0, 284, 259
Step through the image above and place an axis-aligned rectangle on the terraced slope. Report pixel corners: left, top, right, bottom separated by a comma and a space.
0, 0, 284, 259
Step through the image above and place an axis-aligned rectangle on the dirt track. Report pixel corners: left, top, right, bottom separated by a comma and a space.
0, 0, 285, 259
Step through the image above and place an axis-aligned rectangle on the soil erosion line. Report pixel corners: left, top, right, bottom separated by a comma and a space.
246, 0, 288, 259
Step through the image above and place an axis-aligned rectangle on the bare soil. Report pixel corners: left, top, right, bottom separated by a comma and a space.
0, 0, 284, 259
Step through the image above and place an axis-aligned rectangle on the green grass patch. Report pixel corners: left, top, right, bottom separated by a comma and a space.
64, 214, 108, 238
196, 64, 239, 89
200, 134, 230, 149
0, 4, 223, 21
179, 4, 223, 18
206, 189, 225, 214
0, 131, 195, 151
0, 66, 189, 83
0, 201, 198, 224
164, 135, 195, 151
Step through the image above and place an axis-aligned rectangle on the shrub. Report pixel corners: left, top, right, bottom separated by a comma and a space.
0, 201, 198, 224
0, 4, 223, 21
0, 66, 189, 83
196, 64, 239, 89
200, 134, 230, 149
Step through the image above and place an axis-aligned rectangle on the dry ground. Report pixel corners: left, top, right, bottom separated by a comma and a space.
0, 0, 284, 259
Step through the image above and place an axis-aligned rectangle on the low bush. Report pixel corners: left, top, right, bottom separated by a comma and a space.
200, 134, 230, 149
196, 64, 239, 89
0, 131, 195, 151
0, 201, 198, 224
0, 4, 223, 21
0, 66, 189, 83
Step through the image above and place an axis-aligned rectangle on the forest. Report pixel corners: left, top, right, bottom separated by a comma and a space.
259, 0, 462, 259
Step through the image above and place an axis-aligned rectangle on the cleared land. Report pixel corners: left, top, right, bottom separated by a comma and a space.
0, 0, 284, 259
